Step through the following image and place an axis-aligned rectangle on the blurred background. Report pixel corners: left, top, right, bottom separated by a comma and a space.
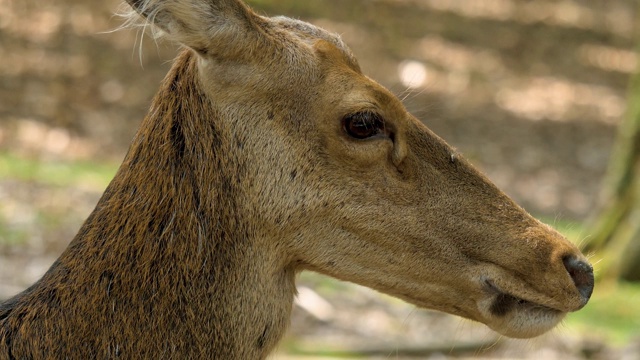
1, 0, 639, 358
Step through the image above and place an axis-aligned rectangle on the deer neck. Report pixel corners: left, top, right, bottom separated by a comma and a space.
9, 50, 296, 359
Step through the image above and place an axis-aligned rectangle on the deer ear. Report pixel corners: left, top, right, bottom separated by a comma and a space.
125, 0, 263, 57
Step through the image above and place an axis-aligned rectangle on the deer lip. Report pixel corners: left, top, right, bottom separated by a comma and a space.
483, 279, 561, 317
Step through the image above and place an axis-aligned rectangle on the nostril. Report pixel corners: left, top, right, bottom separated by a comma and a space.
562, 255, 594, 302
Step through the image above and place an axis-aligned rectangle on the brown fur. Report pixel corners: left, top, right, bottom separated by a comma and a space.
0, 1, 593, 358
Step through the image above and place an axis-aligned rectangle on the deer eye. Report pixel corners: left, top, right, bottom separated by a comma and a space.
342, 111, 386, 139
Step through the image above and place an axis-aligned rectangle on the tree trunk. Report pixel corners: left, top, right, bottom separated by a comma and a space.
586, 45, 640, 282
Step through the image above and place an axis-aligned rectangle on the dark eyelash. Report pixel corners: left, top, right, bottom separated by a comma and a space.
342, 111, 386, 139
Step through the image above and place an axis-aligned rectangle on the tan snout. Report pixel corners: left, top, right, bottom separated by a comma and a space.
471, 225, 593, 338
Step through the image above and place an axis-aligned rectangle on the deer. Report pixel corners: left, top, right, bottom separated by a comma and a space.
0, 0, 594, 358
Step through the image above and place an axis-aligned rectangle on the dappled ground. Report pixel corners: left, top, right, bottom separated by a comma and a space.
1, 0, 639, 358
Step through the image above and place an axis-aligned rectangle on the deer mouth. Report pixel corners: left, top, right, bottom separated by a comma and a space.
484, 279, 561, 316
479, 278, 566, 338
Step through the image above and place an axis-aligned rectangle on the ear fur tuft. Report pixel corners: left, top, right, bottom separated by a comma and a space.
120, 0, 263, 55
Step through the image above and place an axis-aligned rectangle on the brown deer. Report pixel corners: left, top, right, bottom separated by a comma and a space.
0, 0, 594, 358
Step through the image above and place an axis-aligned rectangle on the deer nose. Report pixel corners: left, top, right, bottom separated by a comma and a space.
562, 255, 594, 305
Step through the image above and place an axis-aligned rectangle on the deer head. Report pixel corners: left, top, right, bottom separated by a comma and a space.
122, 0, 593, 340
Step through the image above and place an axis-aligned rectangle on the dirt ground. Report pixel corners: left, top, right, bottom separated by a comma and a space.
0, 0, 638, 358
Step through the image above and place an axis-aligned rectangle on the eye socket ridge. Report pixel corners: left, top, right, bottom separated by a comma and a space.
342, 111, 388, 140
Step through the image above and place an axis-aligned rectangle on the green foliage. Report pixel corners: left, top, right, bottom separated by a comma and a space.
0, 153, 118, 246
565, 282, 640, 345
0, 152, 118, 189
